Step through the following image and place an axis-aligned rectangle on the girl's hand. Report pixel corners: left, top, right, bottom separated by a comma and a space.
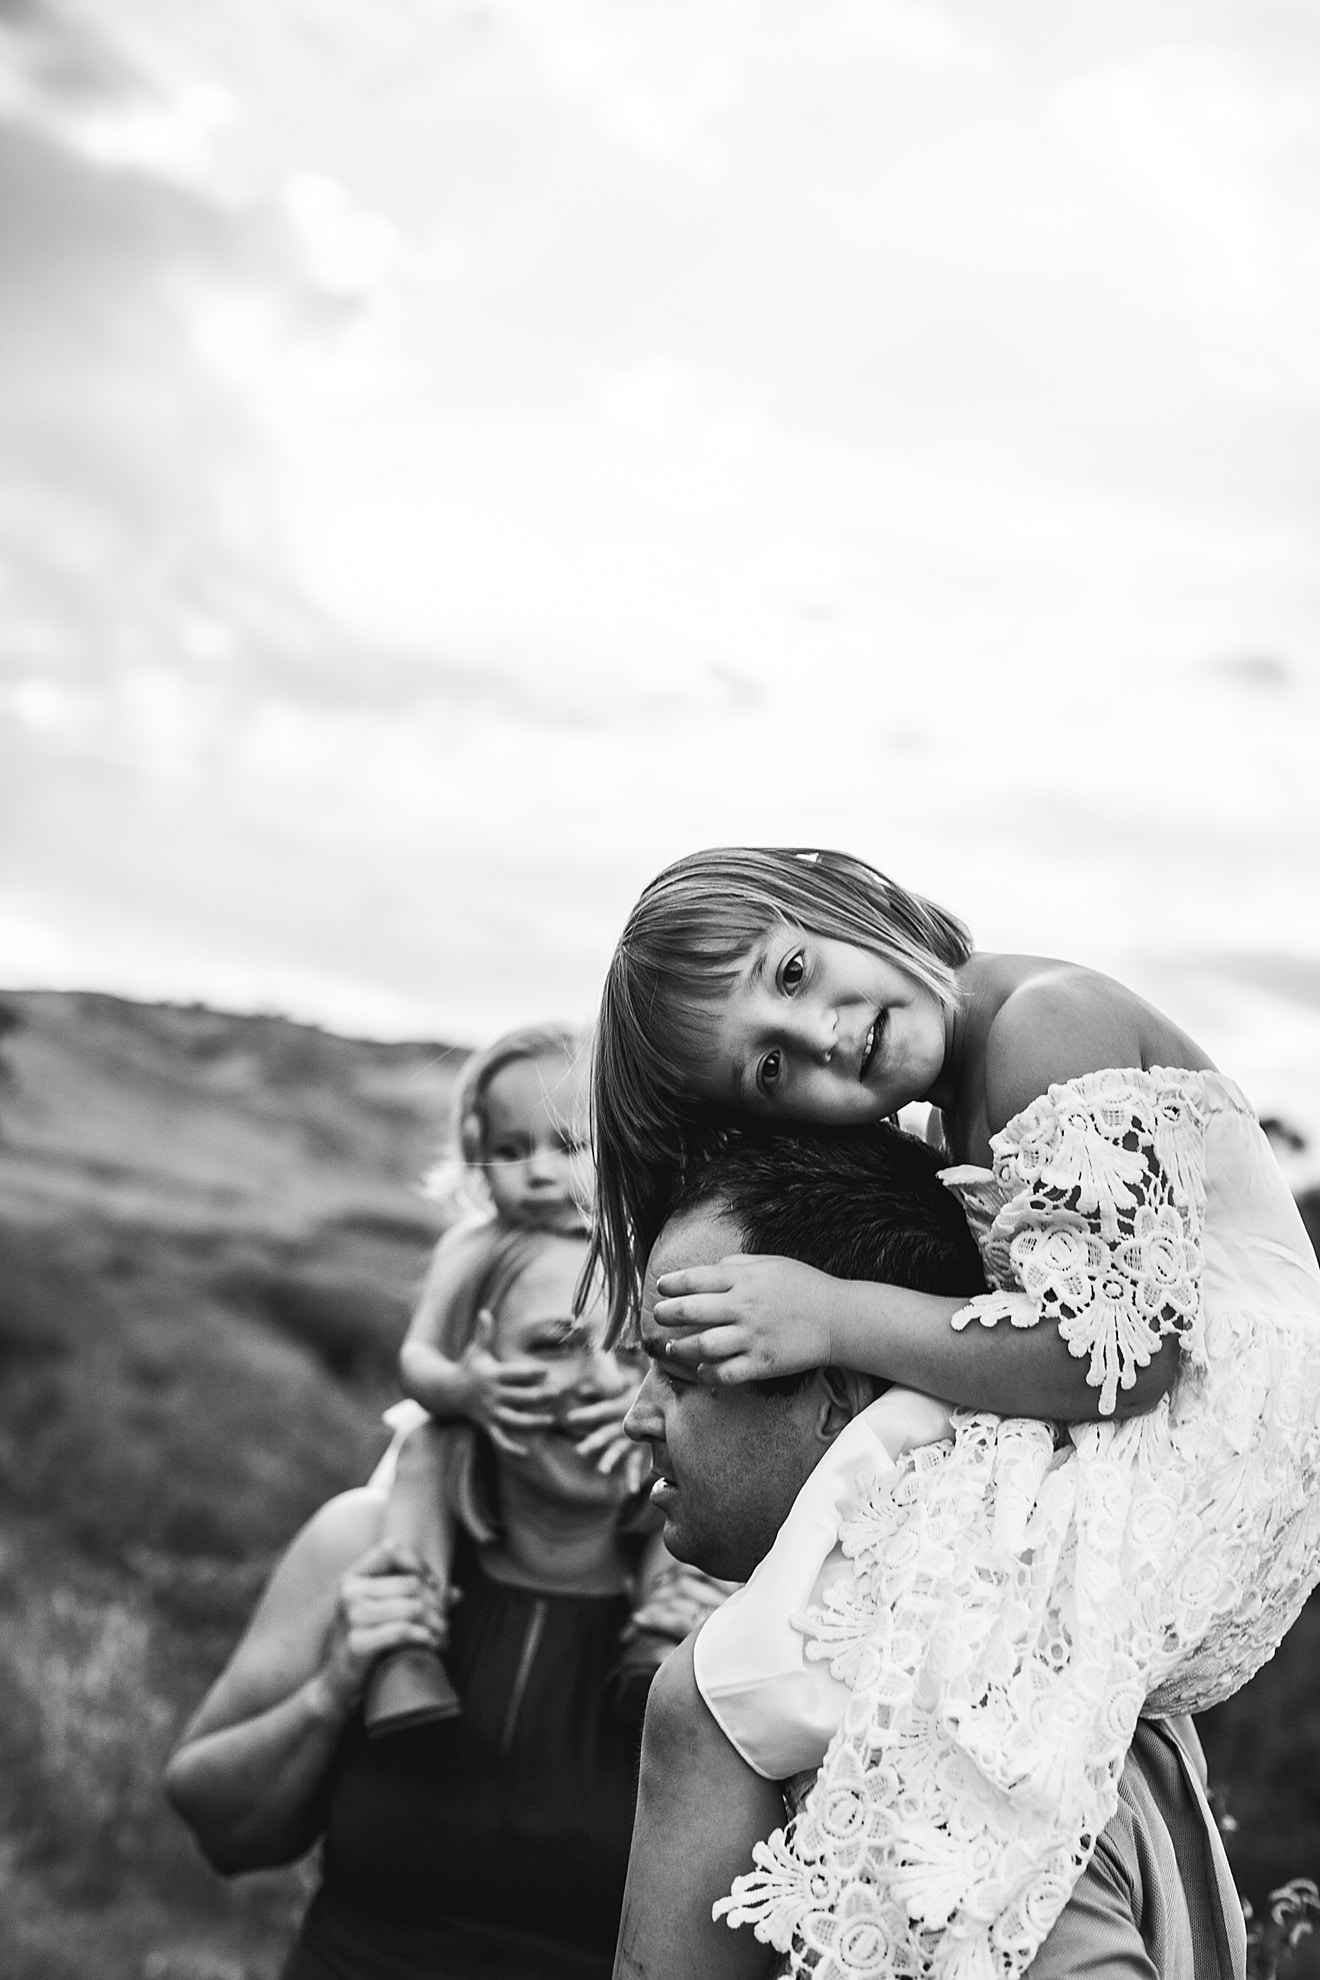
455, 1309, 555, 1455
320, 1540, 449, 1715
563, 1382, 648, 1486
653, 1253, 840, 1385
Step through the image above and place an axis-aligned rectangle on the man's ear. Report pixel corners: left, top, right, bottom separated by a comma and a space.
814, 1366, 874, 1446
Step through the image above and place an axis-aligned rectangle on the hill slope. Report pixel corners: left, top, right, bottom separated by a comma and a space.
0, 990, 462, 1980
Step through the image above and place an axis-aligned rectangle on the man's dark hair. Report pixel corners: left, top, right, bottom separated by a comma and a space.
668, 1120, 986, 1394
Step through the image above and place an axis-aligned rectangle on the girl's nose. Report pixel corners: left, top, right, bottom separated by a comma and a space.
788, 1000, 837, 1061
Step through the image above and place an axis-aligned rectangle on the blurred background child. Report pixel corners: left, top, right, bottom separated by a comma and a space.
367, 1022, 648, 1731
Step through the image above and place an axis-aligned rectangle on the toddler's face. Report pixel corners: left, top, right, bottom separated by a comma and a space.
479, 1050, 593, 1232
684, 929, 948, 1126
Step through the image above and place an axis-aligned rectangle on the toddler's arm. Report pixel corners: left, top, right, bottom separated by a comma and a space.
398, 1217, 503, 1418
398, 1220, 557, 1446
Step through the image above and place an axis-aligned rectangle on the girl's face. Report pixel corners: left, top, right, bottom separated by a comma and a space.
684, 928, 949, 1126
479, 1050, 593, 1232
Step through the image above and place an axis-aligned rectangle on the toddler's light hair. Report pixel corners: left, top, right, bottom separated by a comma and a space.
584, 847, 972, 1341
425, 1021, 589, 1222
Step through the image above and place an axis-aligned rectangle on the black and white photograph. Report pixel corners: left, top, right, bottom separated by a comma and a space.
1, 4, 1318, 1977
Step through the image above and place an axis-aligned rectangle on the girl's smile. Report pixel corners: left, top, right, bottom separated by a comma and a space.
687, 930, 950, 1126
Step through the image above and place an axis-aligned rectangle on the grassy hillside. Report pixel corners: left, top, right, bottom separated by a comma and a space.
0, 989, 1315, 1978
0, 990, 461, 1980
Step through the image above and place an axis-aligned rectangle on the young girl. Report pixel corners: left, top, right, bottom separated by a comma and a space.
367, 1022, 644, 1731
589, 845, 1320, 1980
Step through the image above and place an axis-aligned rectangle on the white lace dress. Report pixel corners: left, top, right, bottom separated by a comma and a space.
694, 1068, 1320, 1980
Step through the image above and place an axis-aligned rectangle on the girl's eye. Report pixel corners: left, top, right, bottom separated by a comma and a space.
757, 1049, 782, 1095
779, 950, 806, 994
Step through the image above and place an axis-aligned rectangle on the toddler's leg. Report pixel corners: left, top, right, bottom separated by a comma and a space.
615, 1631, 780, 1980
385, 1418, 456, 1587
364, 1421, 461, 1734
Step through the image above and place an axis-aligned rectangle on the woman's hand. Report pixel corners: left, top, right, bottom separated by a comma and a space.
563, 1380, 648, 1486
453, 1308, 556, 1454
652, 1253, 841, 1385
319, 1540, 450, 1715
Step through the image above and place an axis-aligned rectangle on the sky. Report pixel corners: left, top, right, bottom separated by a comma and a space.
1, 0, 1318, 1146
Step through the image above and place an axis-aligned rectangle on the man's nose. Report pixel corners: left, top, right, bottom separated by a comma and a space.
624, 1368, 662, 1441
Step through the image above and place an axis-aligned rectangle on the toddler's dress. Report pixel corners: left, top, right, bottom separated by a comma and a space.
694, 1068, 1320, 1980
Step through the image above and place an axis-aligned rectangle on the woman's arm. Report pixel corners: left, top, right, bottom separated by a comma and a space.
163, 1491, 446, 1873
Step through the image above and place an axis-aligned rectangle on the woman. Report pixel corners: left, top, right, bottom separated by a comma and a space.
166, 1227, 701, 1980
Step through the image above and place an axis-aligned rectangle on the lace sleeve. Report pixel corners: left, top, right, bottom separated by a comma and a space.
949, 1069, 1209, 1415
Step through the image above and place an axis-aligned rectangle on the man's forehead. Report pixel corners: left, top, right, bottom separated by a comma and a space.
641, 1202, 745, 1327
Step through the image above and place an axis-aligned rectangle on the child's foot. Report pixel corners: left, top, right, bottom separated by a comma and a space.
364, 1646, 461, 1736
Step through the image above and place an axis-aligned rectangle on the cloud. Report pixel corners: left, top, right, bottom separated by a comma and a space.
0, 0, 1317, 1123
1051, 42, 1320, 399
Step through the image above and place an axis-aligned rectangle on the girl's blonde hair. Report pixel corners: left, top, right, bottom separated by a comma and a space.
585, 846, 972, 1341
426, 1021, 588, 1220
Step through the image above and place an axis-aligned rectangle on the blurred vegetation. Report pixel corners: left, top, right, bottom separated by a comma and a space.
0, 990, 456, 1979
0, 990, 1315, 1978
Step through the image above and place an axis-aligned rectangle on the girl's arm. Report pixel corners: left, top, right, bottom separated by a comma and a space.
163, 1492, 446, 1873
657, 1260, 1176, 1420
660, 981, 1212, 1420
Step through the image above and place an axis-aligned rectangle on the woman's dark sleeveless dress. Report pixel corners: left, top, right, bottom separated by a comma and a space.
281, 1538, 640, 1980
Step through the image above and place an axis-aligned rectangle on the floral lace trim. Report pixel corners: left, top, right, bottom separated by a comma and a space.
716, 1068, 1320, 1979
948, 1068, 1209, 1415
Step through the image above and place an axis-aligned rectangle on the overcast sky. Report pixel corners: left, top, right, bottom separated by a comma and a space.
1, 0, 1318, 1136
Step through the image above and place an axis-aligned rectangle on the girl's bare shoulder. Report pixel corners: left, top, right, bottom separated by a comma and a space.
969, 955, 1212, 1133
